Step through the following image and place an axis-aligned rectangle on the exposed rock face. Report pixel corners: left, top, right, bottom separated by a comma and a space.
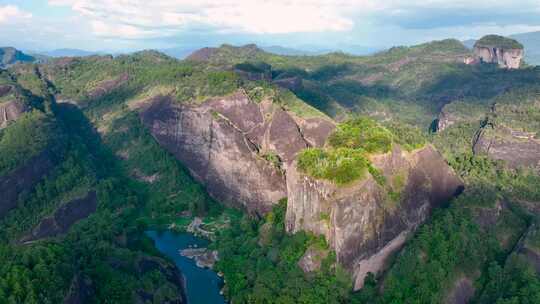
473, 35, 524, 69
0, 47, 35, 68
285, 145, 463, 289
180, 248, 219, 268
88, 73, 129, 99
0, 100, 28, 128
297, 245, 329, 273
140, 91, 334, 215
436, 105, 459, 132
473, 126, 540, 170
0, 151, 56, 219
23, 191, 98, 242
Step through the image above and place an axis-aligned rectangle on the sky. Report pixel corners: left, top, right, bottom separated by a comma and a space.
1, 0, 540, 53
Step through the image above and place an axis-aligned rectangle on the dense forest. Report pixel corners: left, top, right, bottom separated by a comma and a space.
0, 36, 539, 304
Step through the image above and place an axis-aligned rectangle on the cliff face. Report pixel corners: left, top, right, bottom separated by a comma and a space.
140, 90, 463, 288
140, 91, 334, 215
286, 145, 463, 289
474, 47, 523, 69
473, 35, 524, 69
0, 82, 29, 128
474, 126, 540, 171
0, 100, 28, 128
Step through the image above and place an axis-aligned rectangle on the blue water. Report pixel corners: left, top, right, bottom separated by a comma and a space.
145, 230, 226, 304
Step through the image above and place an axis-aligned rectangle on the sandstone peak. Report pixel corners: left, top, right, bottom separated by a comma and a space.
471, 35, 524, 69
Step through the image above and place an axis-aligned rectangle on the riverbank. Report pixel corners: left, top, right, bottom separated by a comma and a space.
146, 231, 226, 304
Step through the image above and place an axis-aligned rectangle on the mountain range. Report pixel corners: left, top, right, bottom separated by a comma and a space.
1, 34, 539, 303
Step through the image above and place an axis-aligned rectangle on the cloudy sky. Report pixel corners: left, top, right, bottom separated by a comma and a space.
1, 0, 540, 53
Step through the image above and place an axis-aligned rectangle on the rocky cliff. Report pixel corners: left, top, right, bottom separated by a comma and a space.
473, 35, 524, 69
473, 125, 540, 170
0, 71, 32, 128
140, 90, 463, 288
286, 145, 463, 289
140, 91, 334, 215
0, 99, 28, 128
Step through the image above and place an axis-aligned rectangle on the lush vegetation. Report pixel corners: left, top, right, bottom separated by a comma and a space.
0, 110, 62, 176
213, 200, 353, 304
475, 35, 524, 49
1, 35, 540, 304
297, 148, 369, 185
328, 117, 393, 153
297, 117, 426, 185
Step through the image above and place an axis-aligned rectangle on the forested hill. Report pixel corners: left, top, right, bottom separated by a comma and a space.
0, 35, 539, 303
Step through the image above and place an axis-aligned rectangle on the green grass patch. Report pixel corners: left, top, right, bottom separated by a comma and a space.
297, 147, 369, 185
327, 117, 393, 153
475, 35, 523, 49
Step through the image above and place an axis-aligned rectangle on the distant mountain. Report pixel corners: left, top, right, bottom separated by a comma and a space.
260, 45, 322, 56
510, 31, 540, 66
462, 39, 476, 49
158, 47, 198, 59
462, 32, 540, 65
43, 48, 102, 57
0, 47, 35, 68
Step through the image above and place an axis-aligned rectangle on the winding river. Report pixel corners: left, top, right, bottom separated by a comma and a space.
146, 230, 226, 304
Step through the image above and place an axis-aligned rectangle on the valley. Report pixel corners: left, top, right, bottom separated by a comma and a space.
0, 33, 539, 304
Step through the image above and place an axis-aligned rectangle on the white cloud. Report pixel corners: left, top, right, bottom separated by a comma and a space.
47, 0, 540, 39
48, 0, 371, 38
0, 5, 32, 23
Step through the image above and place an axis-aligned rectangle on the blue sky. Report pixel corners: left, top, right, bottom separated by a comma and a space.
1, 0, 540, 53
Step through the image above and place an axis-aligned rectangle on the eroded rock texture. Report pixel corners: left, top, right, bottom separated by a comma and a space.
0, 99, 28, 129
140, 91, 334, 215
474, 46, 523, 69
23, 191, 98, 242
285, 145, 463, 289
140, 90, 462, 288
474, 126, 540, 170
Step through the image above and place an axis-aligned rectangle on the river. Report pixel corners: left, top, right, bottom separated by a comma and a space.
145, 230, 226, 304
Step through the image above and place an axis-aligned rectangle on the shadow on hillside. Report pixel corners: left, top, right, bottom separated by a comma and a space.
420, 64, 540, 109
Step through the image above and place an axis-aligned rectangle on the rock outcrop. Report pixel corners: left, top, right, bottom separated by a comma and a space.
22, 191, 98, 242
140, 90, 462, 288
0, 151, 56, 219
285, 145, 463, 289
473, 35, 524, 69
297, 245, 329, 273
473, 125, 540, 170
436, 105, 459, 132
0, 47, 35, 68
140, 91, 334, 215
0, 100, 28, 128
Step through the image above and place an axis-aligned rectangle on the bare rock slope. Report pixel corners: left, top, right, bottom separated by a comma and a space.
474, 125, 540, 171
286, 145, 463, 289
140, 91, 462, 288
140, 91, 334, 215
473, 35, 524, 69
